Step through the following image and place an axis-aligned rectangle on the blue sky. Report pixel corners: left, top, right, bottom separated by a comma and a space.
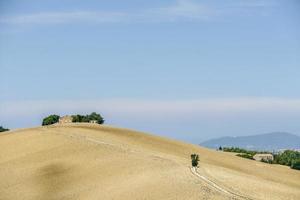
1, 0, 300, 143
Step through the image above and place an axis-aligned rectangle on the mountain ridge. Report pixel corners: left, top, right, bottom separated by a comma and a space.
200, 132, 300, 151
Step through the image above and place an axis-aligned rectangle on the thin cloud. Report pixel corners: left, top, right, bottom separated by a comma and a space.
0, 0, 217, 25
152, 0, 218, 21
0, 0, 276, 26
2, 97, 300, 119
0, 11, 130, 25
238, 0, 277, 8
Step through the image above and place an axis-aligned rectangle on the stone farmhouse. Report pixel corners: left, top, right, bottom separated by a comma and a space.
59, 116, 73, 124
253, 154, 274, 162
59, 116, 99, 124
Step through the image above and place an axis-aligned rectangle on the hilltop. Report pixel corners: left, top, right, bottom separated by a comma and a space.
201, 132, 300, 151
1, 124, 300, 200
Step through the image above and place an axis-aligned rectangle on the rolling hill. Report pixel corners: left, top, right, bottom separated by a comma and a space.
200, 132, 300, 151
1, 124, 300, 200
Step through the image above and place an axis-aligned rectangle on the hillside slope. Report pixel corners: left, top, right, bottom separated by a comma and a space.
0, 124, 299, 200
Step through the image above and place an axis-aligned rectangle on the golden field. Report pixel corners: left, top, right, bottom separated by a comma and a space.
0, 123, 299, 200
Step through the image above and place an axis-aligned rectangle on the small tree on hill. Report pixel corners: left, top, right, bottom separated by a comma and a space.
191, 154, 200, 167
42, 115, 60, 126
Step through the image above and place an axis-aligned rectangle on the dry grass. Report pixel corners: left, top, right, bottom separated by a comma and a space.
0, 123, 299, 200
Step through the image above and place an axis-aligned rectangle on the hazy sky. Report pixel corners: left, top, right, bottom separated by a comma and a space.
1, 0, 300, 143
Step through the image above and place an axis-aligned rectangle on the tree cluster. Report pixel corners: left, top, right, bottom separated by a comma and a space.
42, 115, 60, 126
291, 159, 300, 170
222, 147, 264, 156
0, 126, 9, 132
273, 150, 300, 170
72, 112, 104, 124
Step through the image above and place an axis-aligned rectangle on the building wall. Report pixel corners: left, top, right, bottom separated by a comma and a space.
59, 116, 73, 123
253, 154, 274, 161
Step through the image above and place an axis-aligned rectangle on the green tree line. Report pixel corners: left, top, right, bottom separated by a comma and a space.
220, 146, 300, 170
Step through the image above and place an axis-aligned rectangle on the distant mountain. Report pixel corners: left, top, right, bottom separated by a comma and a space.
200, 132, 300, 151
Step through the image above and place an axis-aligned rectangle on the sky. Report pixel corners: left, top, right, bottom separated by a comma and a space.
1, 0, 300, 143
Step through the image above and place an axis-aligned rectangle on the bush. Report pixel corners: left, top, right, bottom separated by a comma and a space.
236, 153, 254, 160
0, 126, 9, 132
191, 154, 200, 167
42, 115, 60, 126
261, 158, 273, 164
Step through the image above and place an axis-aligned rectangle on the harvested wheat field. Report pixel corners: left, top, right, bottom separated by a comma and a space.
0, 124, 299, 200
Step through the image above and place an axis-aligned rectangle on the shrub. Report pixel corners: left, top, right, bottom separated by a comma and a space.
42, 115, 60, 126
191, 154, 200, 167
261, 158, 273, 164
0, 126, 9, 132
236, 153, 254, 160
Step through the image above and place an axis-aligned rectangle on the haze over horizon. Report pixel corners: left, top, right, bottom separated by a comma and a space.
1, 0, 300, 143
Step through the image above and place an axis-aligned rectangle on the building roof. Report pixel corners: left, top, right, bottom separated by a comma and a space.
254, 154, 273, 157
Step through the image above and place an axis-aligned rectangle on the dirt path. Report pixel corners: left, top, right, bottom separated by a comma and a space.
190, 167, 255, 200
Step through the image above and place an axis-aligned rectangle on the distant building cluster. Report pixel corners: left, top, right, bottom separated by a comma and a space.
42, 112, 104, 126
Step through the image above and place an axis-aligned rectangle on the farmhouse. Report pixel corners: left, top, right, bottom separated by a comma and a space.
59, 116, 73, 124
253, 154, 274, 162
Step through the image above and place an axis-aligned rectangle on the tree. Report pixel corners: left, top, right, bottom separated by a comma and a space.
0, 126, 9, 132
88, 112, 104, 124
218, 146, 223, 151
191, 154, 200, 167
42, 115, 60, 126
72, 115, 84, 123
